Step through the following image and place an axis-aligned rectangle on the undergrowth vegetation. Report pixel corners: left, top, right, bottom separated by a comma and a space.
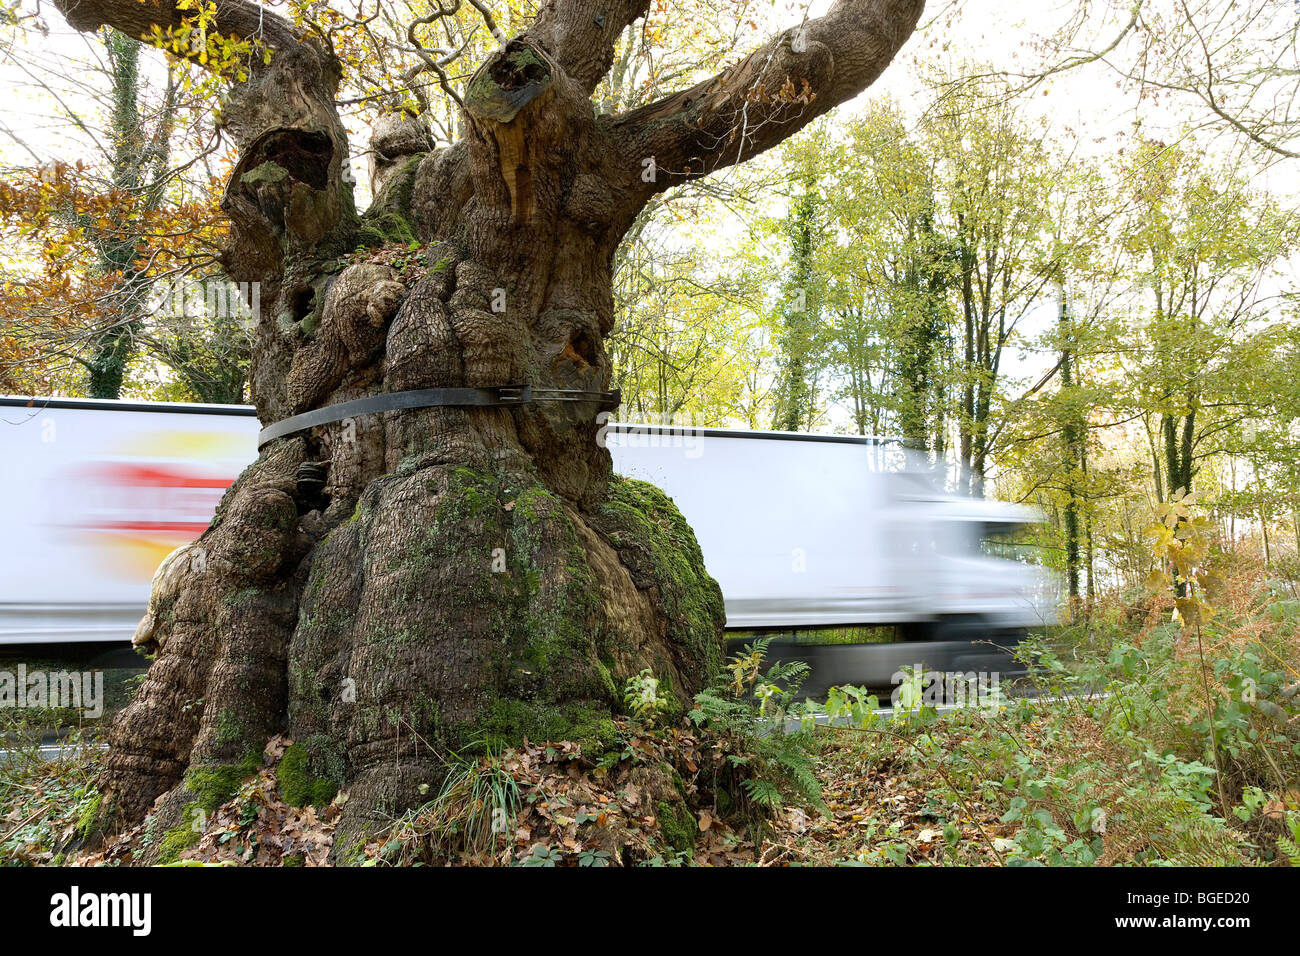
0, 727, 100, 866
773, 508, 1299, 866
3, 518, 1297, 866
364, 640, 825, 866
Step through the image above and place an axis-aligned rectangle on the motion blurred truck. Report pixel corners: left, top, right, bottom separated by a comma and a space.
0, 398, 1057, 659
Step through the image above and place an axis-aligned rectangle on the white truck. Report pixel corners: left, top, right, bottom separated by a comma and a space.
0, 397, 1057, 652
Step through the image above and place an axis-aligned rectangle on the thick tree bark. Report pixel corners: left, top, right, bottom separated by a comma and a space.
54, 0, 924, 856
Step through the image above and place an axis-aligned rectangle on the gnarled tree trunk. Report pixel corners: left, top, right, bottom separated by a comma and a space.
54, 0, 924, 857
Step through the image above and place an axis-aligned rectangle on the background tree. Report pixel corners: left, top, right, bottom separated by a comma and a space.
0, 22, 244, 400
1117, 138, 1295, 504
821, 104, 953, 447
603, 0, 793, 425
927, 79, 1057, 494
769, 152, 827, 431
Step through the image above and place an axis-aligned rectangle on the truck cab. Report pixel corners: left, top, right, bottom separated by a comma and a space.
890, 486, 1060, 640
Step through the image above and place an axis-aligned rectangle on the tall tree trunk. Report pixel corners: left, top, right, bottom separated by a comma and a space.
87, 325, 134, 398
1257, 473, 1271, 566
55, 0, 924, 857
87, 32, 147, 399
1161, 406, 1196, 499
896, 211, 946, 451
772, 173, 820, 432
1058, 285, 1082, 614
958, 212, 975, 483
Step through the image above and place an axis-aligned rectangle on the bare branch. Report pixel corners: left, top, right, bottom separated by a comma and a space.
406, 2, 470, 110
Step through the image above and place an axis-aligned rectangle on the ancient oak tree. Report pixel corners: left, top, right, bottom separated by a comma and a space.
53, 0, 924, 855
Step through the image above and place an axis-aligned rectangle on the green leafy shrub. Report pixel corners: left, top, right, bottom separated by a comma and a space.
689, 637, 826, 815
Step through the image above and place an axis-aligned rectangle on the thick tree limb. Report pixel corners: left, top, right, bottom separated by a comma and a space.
54, 0, 303, 71
611, 0, 925, 198
53, 0, 339, 147
526, 0, 651, 95
54, 0, 354, 284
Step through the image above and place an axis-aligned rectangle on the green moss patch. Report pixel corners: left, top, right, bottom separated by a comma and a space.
472, 698, 618, 756
596, 476, 727, 688
656, 798, 698, 857
183, 752, 262, 812
75, 793, 102, 840
277, 743, 341, 808
156, 804, 204, 864
357, 155, 422, 248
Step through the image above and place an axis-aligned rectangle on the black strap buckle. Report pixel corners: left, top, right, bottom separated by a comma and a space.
531, 388, 622, 410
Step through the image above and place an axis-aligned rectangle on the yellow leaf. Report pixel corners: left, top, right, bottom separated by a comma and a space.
1175, 597, 1203, 626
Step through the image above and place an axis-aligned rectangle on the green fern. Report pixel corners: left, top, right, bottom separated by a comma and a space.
691, 639, 828, 816
1277, 834, 1300, 867
742, 778, 783, 808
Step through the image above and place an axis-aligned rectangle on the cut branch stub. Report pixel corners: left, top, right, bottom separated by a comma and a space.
222, 127, 348, 285
465, 40, 555, 123
464, 40, 565, 223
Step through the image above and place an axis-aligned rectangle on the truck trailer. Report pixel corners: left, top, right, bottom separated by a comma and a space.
0, 397, 1057, 686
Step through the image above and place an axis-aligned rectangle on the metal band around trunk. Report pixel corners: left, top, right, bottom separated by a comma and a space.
257, 385, 620, 448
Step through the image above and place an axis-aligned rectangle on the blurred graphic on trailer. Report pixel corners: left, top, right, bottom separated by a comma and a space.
1, 401, 255, 632
48, 431, 247, 582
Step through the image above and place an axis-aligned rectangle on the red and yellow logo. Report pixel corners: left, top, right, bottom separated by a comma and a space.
53, 430, 249, 582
